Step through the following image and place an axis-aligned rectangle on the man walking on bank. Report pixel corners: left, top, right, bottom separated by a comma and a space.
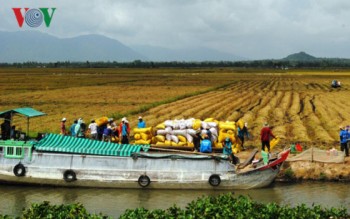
340, 126, 349, 157
260, 122, 275, 153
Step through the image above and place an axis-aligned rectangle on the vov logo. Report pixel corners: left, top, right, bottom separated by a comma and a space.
12, 8, 56, 28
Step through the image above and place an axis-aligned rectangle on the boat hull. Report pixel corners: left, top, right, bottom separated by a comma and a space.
0, 150, 289, 189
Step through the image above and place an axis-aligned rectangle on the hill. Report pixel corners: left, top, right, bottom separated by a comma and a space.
0, 31, 145, 62
0, 31, 245, 63
283, 51, 317, 61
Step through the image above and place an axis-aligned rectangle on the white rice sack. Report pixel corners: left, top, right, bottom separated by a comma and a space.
171, 135, 179, 143
201, 121, 208, 129
172, 129, 187, 136
157, 129, 167, 135
187, 129, 197, 136
185, 118, 194, 129
166, 134, 172, 141
207, 122, 218, 128
165, 126, 172, 133
173, 120, 180, 129
201, 129, 207, 136
164, 120, 173, 127
179, 121, 187, 130
186, 133, 193, 143
209, 127, 218, 137
211, 135, 218, 142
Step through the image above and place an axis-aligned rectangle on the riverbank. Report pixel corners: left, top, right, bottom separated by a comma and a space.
237, 149, 350, 182
279, 156, 350, 181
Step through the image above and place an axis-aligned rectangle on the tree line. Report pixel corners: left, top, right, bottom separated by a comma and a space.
2, 58, 350, 69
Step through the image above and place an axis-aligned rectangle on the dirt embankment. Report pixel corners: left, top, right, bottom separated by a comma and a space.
278, 157, 350, 181
237, 149, 350, 182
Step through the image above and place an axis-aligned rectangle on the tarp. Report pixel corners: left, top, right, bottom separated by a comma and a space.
287, 148, 344, 163
0, 107, 46, 118
35, 134, 150, 157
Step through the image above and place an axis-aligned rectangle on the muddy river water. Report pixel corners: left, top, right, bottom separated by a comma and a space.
0, 182, 349, 218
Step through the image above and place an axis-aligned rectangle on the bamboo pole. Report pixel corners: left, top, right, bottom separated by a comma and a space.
149, 145, 222, 157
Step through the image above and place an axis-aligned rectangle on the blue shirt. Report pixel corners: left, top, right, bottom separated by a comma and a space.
122, 124, 128, 136
70, 124, 76, 136
200, 139, 212, 153
138, 120, 146, 128
340, 130, 348, 144
223, 141, 232, 155
103, 127, 112, 136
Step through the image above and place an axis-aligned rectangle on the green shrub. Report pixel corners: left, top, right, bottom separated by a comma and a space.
20, 201, 109, 219
283, 167, 295, 181
0, 194, 348, 219
120, 193, 349, 219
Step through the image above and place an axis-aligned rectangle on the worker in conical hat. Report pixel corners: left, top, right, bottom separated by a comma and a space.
340, 125, 349, 157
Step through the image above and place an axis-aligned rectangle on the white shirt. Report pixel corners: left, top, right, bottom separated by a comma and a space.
88, 123, 98, 134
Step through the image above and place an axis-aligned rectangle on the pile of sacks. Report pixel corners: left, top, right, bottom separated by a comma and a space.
152, 118, 244, 153
134, 127, 153, 145
154, 118, 220, 148
155, 118, 243, 149
216, 119, 244, 153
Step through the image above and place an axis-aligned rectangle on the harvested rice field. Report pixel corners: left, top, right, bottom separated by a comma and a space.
1, 68, 350, 148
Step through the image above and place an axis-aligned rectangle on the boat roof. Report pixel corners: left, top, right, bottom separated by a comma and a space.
34, 134, 149, 157
0, 107, 46, 118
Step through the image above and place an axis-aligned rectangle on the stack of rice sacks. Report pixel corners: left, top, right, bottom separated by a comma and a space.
154, 118, 219, 148
133, 127, 153, 145
216, 120, 242, 153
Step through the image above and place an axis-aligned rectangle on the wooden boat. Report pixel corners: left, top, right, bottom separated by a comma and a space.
0, 134, 290, 189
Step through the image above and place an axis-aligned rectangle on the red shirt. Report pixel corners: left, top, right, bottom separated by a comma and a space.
260, 127, 275, 141
61, 122, 66, 135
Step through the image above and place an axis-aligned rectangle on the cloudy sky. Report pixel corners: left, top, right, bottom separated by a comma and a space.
1, 0, 350, 59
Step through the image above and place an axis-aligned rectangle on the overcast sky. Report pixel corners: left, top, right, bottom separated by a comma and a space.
1, 0, 350, 59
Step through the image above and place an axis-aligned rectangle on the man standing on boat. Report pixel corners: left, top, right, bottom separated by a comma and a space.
70, 119, 77, 137
200, 134, 212, 153
223, 137, 233, 161
237, 122, 250, 150
88, 119, 98, 140
75, 118, 85, 138
260, 122, 275, 152
1, 119, 11, 140
120, 118, 130, 144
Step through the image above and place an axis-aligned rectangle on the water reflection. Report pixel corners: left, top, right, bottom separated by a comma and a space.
0, 182, 349, 218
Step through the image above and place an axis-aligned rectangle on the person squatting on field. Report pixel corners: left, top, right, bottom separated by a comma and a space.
339, 126, 349, 157
260, 122, 275, 153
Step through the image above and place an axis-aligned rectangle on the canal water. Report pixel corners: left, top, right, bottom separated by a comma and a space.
0, 182, 349, 218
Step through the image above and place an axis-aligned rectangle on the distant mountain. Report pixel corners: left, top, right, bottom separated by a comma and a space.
132, 45, 246, 61
283, 51, 317, 61
0, 31, 246, 63
0, 31, 145, 62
